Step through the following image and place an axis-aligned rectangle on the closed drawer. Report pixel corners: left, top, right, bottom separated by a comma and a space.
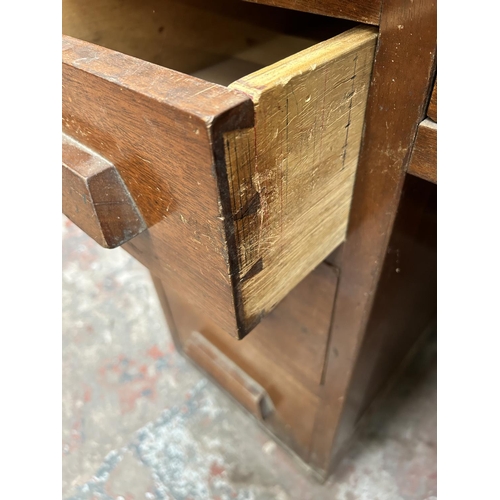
167, 259, 339, 455
62, 0, 377, 339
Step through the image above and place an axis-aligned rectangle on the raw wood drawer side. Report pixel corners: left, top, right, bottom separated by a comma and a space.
224, 27, 377, 329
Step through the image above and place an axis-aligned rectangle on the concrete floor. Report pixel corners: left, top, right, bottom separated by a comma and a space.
62, 216, 437, 500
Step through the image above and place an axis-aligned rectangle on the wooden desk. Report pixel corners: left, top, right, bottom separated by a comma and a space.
62, 0, 436, 479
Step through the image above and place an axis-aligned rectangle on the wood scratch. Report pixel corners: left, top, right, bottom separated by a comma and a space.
190, 84, 217, 98
138, 156, 152, 165
341, 56, 358, 171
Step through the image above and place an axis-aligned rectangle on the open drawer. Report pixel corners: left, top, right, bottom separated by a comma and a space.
62, 0, 377, 339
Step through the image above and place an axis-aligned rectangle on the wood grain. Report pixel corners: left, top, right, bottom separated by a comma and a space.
244, 0, 382, 25
62, 133, 147, 248
225, 26, 377, 329
427, 80, 437, 122
63, 35, 254, 338
246, 262, 339, 388
159, 261, 338, 461
309, 0, 437, 474
407, 119, 437, 184
332, 175, 436, 470
185, 332, 274, 420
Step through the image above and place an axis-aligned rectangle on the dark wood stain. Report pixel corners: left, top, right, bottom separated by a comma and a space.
241, 258, 264, 283
234, 191, 261, 221
244, 0, 382, 25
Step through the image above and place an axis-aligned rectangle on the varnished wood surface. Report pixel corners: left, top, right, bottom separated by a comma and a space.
246, 262, 338, 388
407, 119, 437, 184
62, 133, 147, 248
309, 0, 437, 474
329, 175, 436, 470
245, 0, 382, 25
63, 35, 254, 338
427, 80, 437, 122
225, 27, 377, 330
159, 261, 338, 461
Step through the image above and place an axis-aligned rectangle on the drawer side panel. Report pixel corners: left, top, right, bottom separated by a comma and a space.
225, 26, 377, 330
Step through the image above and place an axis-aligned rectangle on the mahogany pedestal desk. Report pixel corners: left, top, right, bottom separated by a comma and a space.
62, 0, 437, 480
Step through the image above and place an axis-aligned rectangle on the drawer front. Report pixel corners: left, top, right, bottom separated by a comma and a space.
63, 36, 254, 339
168, 260, 339, 457
62, 25, 377, 339
209, 261, 340, 390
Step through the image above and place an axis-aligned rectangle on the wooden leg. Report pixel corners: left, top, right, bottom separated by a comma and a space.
321, 175, 437, 473
308, 0, 437, 473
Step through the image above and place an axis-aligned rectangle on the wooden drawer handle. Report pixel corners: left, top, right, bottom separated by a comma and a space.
62, 133, 147, 248
185, 332, 274, 420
